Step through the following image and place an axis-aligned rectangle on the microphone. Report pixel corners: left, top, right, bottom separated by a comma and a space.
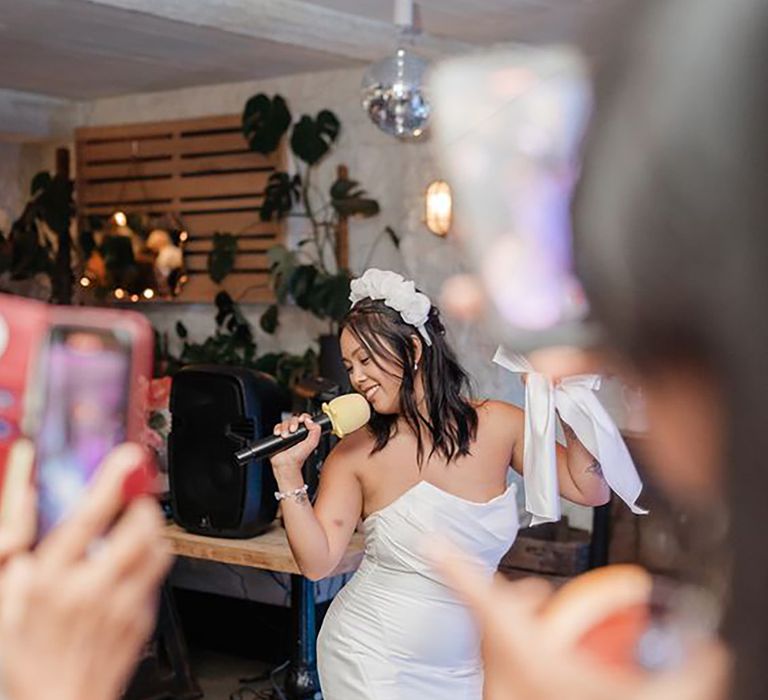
234, 393, 371, 464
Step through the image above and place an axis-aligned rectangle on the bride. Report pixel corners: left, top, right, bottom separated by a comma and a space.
270, 268, 609, 699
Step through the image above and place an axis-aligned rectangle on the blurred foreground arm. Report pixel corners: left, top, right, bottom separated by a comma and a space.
0, 443, 173, 700
431, 539, 730, 700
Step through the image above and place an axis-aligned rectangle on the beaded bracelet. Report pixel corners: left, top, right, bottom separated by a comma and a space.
274, 484, 309, 503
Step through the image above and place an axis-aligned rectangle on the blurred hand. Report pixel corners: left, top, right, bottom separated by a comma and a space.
440, 273, 487, 321
431, 539, 730, 700
0, 441, 36, 566
270, 413, 322, 474
0, 443, 173, 700
526, 346, 607, 383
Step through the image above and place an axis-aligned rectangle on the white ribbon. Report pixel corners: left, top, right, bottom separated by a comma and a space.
494, 347, 647, 525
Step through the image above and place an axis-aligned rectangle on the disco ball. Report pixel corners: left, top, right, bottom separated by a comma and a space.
361, 48, 431, 140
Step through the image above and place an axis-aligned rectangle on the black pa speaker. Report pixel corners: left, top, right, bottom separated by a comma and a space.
168, 365, 289, 538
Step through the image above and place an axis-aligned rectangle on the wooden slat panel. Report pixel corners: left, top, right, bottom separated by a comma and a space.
81, 151, 274, 180
184, 238, 276, 255
77, 122, 180, 142
79, 203, 171, 217
177, 197, 265, 213
178, 152, 274, 174
80, 180, 175, 204
80, 131, 250, 163
178, 132, 251, 156
177, 273, 273, 304
77, 113, 284, 304
180, 212, 273, 236
79, 203, 272, 221
81, 159, 174, 180
80, 172, 269, 205
185, 252, 269, 272
75, 115, 242, 142
177, 172, 270, 199
81, 138, 176, 163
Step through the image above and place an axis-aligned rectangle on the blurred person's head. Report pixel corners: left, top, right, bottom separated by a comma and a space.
573, 0, 768, 696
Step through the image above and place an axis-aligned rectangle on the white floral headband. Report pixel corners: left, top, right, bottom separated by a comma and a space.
349, 268, 433, 346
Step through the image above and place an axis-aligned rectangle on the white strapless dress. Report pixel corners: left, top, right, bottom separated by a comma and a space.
317, 480, 519, 699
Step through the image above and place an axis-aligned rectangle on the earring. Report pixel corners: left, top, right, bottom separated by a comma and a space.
414, 362, 419, 371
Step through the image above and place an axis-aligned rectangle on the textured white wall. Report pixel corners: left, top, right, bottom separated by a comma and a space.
0, 143, 24, 234
65, 67, 521, 403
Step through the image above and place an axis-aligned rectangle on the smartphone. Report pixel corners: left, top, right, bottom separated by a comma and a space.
0, 294, 154, 538
429, 46, 599, 352
33, 325, 139, 536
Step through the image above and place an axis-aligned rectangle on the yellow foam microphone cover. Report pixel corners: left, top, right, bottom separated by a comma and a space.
322, 393, 371, 438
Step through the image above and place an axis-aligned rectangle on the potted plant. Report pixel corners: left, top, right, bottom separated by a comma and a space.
154, 291, 318, 391
241, 93, 395, 384
0, 152, 75, 303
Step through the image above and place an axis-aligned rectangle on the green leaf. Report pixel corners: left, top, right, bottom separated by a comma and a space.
260, 172, 302, 222
308, 272, 351, 321
36, 173, 74, 235
260, 304, 280, 334
243, 343, 256, 366
149, 412, 167, 431
208, 232, 238, 284
30, 171, 52, 197
254, 352, 281, 376
215, 290, 234, 313
78, 228, 97, 260
126, 212, 146, 233
254, 349, 318, 390
266, 244, 298, 302
266, 244, 291, 267
329, 177, 362, 200
330, 175, 380, 218
214, 291, 241, 330
289, 265, 318, 308
100, 235, 135, 271
242, 93, 292, 154
332, 197, 380, 218
290, 110, 340, 165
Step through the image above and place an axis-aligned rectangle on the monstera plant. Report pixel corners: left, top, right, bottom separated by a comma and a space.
1, 166, 75, 303
155, 291, 317, 392
241, 93, 390, 339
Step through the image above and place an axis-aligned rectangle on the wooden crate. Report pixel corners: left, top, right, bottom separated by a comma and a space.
499, 519, 591, 578
75, 114, 285, 303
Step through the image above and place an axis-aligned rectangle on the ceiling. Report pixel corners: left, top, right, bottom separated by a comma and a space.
0, 0, 357, 100
306, 0, 611, 46
0, 0, 625, 101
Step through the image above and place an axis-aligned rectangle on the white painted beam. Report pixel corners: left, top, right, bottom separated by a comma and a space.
0, 90, 76, 142
84, 0, 475, 62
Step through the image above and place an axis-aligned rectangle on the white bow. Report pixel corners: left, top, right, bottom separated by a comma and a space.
493, 347, 647, 525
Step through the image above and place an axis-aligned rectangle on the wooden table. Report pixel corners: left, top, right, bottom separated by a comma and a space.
164, 522, 365, 699
164, 522, 365, 576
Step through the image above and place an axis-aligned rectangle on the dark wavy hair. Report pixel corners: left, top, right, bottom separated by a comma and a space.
339, 297, 479, 465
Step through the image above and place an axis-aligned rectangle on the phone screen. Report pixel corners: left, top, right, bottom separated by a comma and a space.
35, 326, 132, 537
